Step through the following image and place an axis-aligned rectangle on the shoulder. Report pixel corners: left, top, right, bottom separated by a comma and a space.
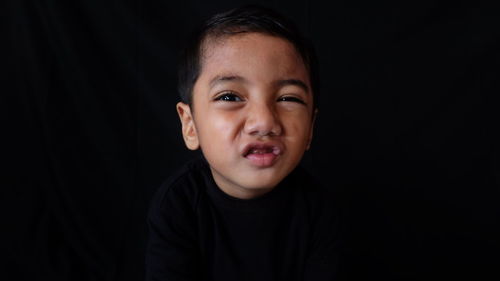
291, 168, 342, 276
288, 165, 341, 227
289, 166, 334, 204
149, 157, 210, 216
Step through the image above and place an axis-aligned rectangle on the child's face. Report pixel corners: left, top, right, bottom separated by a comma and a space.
177, 32, 315, 199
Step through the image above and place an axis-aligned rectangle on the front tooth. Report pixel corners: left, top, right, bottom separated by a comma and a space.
251, 148, 266, 154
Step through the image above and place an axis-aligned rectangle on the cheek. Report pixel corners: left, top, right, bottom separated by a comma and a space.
198, 110, 243, 142
291, 122, 312, 145
281, 111, 313, 143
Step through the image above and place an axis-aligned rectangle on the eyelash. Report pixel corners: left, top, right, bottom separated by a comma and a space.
214, 92, 306, 105
278, 96, 306, 104
214, 92, 243, 102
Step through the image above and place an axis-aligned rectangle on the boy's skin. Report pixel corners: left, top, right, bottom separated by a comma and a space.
176, 32, 316, 199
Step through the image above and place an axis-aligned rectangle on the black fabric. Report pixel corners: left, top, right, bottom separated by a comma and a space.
4, 1, 499, 281
145, 157, 340, 281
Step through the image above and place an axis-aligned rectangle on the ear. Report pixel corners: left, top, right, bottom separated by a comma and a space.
176, 102, 200, 150
306, 108, 318, 150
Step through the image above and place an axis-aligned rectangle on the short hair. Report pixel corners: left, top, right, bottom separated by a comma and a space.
177, 5, 320, 109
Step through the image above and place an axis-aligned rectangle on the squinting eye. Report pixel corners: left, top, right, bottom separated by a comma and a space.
278, 96, 306, 105
214, 92, 243, 102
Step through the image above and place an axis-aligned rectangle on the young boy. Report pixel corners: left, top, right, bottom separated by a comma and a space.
146, 6, 340, 281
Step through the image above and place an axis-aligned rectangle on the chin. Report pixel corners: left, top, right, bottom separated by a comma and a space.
239, 174, 284, 190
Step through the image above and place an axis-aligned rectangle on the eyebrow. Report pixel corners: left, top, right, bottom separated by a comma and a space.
275, 79, 310, 94
209, 75, 246, 89
209, 75, 309, 94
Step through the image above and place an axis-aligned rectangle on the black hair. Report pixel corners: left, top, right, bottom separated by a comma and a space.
177, 5, 320, 109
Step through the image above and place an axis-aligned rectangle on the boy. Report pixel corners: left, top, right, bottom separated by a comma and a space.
146, 5, 340, 281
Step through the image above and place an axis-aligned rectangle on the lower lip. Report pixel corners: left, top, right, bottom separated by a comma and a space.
245, 153, 279, 167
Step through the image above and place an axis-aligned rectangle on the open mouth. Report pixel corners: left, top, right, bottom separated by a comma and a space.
244, 146, 281, 157
243, 143, 282, 167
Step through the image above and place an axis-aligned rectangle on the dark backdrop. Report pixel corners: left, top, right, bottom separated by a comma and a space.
3, 0, 499, 280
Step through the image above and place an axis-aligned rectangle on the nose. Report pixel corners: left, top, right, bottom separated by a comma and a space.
243, 102, 282, 137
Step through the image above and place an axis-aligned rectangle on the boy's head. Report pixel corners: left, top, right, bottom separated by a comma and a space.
177, 5, 319, 108
176, 6, 319, 199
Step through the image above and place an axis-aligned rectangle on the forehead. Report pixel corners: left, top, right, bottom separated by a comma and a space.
198, 32, 309, 85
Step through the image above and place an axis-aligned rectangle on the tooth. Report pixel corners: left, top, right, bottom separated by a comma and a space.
251, 148, 267, 154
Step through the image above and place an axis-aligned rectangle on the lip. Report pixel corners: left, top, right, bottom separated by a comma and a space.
242, 142, 284, 168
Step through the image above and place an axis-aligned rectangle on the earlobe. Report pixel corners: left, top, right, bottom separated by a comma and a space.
176, 102, 200, 150
306, 108, 318, 150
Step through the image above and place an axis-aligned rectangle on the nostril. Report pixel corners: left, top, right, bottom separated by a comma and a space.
244, 105, 282, 136
247, 124, 282, 137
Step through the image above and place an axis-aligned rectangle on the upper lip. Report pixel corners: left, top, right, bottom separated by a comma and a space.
242, 141, 284, 157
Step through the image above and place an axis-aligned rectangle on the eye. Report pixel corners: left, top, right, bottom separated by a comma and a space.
214, 92, 244, 102
277, 96, 306, 105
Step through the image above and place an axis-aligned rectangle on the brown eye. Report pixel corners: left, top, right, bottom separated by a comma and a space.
278, 96, 306, 105
215, 92, 243, 102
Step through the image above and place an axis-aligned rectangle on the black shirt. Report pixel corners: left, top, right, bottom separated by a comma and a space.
146, 157, 340, 281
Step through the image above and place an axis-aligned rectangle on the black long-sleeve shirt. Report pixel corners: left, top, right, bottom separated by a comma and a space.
146, 157, 340, 281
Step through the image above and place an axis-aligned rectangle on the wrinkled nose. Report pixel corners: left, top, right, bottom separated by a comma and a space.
244, 103, 282, 137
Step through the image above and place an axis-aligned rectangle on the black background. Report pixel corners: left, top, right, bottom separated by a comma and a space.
3, 0, 499, 280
